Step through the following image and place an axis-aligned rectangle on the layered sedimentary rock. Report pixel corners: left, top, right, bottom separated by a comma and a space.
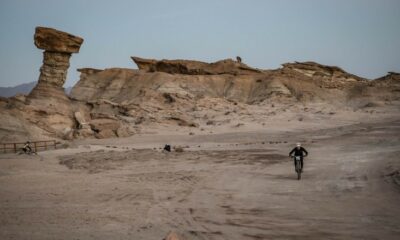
1, 26, 400, 142
281, 62, 366, 89
75, 58, 371, 106
70, 58, 383, 137
358, 72, 400, 103
77, 68, 103, 83
131, 56, 261, 75
34, 27, 83, 53
374, 72, 400, 84
71, 58, 375, 106
0, 27, 86, 141
29, 27, 83, 101
22, 27, 85, 138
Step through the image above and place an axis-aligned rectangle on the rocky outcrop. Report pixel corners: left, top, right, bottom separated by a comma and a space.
29, 27, 84, 101
132, 56, 261, 75
0, 27, 87, 142
282, 61, 366, 89
358, 72, 400, 103
130, 57, 157, 71
24, 27, 85, 139
77, 68, 103, 82
71, 58, 376, 106
374, 72, 400, 83
1, 27, 400, 142
282, 61, 361, 79
68, 62, 346, 133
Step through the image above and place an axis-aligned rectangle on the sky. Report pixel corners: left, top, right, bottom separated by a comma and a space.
0, 0, 399, 87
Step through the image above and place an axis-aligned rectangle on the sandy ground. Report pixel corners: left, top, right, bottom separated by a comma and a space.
1, 115, 400, 239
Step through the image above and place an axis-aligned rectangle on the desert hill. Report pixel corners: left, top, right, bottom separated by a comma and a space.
0, 27, 399, 142
0, 82, 36, 98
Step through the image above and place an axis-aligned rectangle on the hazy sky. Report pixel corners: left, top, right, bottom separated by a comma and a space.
0, 0, 399, 87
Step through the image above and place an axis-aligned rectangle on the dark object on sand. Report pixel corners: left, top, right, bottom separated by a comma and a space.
164, 144, 171, 152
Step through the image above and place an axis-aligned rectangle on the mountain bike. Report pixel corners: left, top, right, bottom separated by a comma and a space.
294, 156, 302, 180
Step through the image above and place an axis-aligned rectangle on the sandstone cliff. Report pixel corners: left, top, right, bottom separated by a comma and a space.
0, 27, 399, 142
131, 56, 261, 75
71, 59, 368, 106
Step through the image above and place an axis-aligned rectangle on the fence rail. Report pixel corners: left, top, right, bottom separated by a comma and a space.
0, 140, 59, 154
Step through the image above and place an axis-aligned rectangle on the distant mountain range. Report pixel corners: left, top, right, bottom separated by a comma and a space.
0, 82, 72, 97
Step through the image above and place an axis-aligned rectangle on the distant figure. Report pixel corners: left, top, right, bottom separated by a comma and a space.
163, 144, 171, 152
289, 143, 308, 171
22, 141, 33, 154
236, 56, 242, 63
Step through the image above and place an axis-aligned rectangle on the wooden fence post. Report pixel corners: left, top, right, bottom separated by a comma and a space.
54, 140, 57, 149
14, 143, 17, 153
34, 142, 37, 153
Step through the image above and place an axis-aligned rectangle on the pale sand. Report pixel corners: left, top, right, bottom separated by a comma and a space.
1, 111, 400, 239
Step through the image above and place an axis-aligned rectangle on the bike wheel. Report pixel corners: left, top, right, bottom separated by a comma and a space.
296, 161, 301, 180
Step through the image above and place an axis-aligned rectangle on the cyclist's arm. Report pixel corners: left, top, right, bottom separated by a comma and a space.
302, 148, 308, 156
289, 148, 295, 156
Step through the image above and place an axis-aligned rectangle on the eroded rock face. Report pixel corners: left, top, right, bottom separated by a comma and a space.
77, 68, 103, 82
375, 72, 400, 83
27, 27, 84, 137
2, 25, 400, 142
361, 72, 400, 103
30, 27, 83, 100
132, 56, 261, 75
282, 61, 366, 89
130, 57, 157, 71
0, 27, 87, 141
40, 52, 71, 85
70, 68, 266, 103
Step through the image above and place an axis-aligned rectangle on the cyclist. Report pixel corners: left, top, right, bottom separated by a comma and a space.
289, 143, 308, 171
22, 141, 33, 154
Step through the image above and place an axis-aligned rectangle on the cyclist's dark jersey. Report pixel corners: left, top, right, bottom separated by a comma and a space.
289, 147, 308, 156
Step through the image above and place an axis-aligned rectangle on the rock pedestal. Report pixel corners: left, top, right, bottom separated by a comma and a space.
25, 27, 85, 138
29, 27, 83, 101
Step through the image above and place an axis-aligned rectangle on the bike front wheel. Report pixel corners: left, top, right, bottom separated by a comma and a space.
295, 161, 302, 180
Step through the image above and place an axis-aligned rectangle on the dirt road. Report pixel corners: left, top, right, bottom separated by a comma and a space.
1, 120, 399, 239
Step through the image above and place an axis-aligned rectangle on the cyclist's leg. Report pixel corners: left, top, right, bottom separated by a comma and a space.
300, 157, 304, 170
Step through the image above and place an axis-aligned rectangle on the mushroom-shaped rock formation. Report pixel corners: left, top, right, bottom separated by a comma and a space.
29, 27, 84, 101
24, 27, 85, 139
